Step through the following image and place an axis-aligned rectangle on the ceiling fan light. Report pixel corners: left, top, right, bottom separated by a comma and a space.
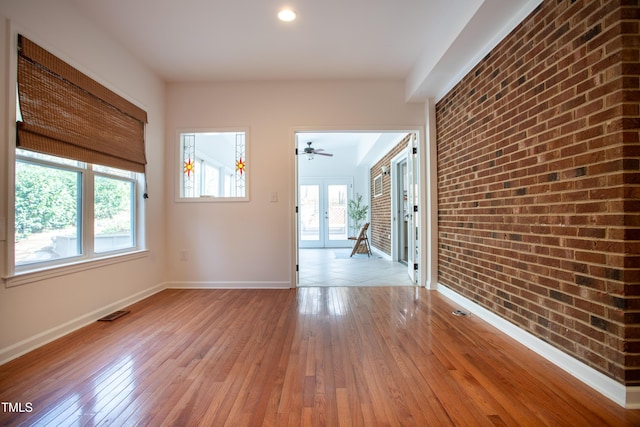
278, 9, 296, 22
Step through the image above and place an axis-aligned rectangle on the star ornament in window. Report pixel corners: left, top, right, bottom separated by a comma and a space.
184, 158, 195, 177
236, 157, 246, 175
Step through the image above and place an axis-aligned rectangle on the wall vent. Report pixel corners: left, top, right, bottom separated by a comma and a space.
98, 310, 130, 322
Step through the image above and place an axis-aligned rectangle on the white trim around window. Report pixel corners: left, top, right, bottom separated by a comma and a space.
4, 27, 148, 284
174, 128, 250, 203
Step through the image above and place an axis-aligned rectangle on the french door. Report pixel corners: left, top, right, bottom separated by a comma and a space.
405, 134, 418, 283
299, 178, 352, 248
392, 133, 419, 283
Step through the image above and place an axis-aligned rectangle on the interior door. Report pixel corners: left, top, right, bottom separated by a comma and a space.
396, 160, 408, 265
406, 134, 418, 283
299, 178, 352, 248
325, 180, 350, 245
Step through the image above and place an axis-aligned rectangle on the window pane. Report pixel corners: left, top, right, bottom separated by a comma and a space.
16, 148, 83, 168
327, 184, 348, 241
94, 176, 134, 253
299, 185, 320, 241
15, 160, 81, 265
180, 131, 247, 199
93, 164, 135, 178
202, 162, 220, 196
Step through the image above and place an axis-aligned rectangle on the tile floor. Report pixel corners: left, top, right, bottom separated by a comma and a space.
298, 248, 415, 287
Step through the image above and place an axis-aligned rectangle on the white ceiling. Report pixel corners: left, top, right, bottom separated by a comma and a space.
66, 0, 541, 166
70, 0, 541, 102
297, 131, 407, 166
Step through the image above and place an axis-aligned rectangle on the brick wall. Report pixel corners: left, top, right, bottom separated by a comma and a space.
436, 0, 639, 385
370, 134, 411, 255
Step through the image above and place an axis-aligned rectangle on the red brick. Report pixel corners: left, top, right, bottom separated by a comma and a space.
436, 0, 638, 385
370, 134, 411, 255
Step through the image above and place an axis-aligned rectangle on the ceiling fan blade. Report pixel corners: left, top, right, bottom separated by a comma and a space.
299, 142, 333, 157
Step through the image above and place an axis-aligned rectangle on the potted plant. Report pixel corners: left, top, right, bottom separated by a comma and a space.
348, 193, 368, 237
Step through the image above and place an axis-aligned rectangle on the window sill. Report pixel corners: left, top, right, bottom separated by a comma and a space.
3, 250, 149, 288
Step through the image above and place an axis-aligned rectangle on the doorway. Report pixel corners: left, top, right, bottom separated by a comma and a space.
294, 130, 422, 287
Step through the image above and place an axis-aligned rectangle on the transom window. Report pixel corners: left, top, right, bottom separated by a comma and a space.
178, 131, 248, 201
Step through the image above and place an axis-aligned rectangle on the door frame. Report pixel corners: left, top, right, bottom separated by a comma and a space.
292, 127, 427, 288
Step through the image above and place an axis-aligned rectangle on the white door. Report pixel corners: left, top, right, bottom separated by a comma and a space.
299, 178, 351, 248
406, 134, 418, 283
395, 159, 409, 265
392, 135, 419, 283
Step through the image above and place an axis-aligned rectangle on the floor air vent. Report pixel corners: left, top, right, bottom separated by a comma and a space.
98, 310, 130, 321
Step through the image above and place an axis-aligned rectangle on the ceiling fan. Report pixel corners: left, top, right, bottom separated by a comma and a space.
299, 141, 333, 160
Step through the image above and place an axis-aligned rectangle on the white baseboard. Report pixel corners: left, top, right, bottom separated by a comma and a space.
437, 284, 640, 409
0, 282, 166, 366
371, 247, 391, 260
167, 281, 292, 289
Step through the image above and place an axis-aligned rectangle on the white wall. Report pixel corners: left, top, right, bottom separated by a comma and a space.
0, 2, 425, 361
0, 0, 166, 363
298, 145, 358, 180
165, 80, 424, 287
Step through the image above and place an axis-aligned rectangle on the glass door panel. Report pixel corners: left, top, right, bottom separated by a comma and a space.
326, 184, 348, 242
300, 184, 321, 246
298, 178, 352, 248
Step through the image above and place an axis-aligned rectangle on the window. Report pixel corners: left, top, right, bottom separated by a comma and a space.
11, 35, 147, 276
373, 174, 383, 197
93, 166, 136, 254
15, 150, 138, 268
178, 131, 248, 201
15, 151, 82, 265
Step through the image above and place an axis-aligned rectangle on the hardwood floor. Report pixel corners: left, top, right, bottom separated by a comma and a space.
1, 287, 639, 426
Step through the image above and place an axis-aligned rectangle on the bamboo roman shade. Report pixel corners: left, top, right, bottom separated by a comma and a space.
16, 35, 148, 173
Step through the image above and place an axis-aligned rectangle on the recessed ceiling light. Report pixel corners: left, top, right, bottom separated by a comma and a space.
278, 9, 296, 22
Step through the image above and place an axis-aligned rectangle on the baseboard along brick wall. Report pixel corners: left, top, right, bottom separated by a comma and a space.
436, 0, 640, 386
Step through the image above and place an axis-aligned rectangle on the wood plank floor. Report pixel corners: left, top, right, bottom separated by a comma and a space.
1, 287, 639, 426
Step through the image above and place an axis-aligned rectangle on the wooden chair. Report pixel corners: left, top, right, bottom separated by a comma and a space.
348, 222, 372, 257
